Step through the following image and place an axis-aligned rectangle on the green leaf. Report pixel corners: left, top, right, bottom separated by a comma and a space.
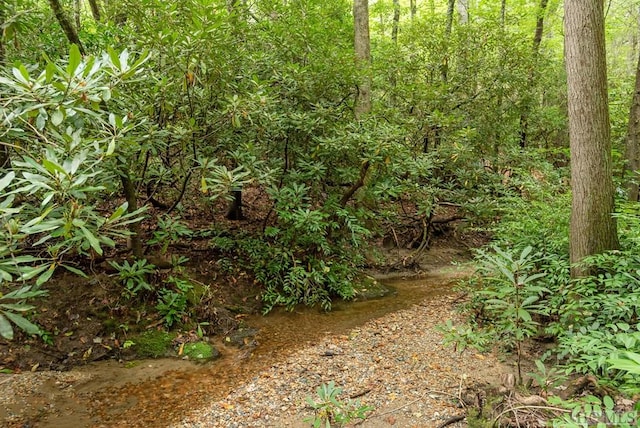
3, 311, 41, 336
51, 109, 64, 126
79, 225, 102, 255
0, 303, 36, 312
61, 264, 87, 277
67, 44, 82, 76
0, 171, 15, 192
0, 314, 14, 340
36, 265, 56, 286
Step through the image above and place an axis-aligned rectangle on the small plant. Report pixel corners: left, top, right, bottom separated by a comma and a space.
304, 381, 373, 427
548, 395, 638, 428
437, 319, 491, 353
476, 245, 549, 384
527, 359, 567, 398
147, 216, 193, 255
0, 285, 48, 340
110, 259, 156, 298
156, 276, 193, 327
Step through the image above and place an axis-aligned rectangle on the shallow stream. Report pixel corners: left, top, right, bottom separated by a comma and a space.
8, 267, 469, 427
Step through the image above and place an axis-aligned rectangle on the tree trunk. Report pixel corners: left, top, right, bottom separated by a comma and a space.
457, 0, 468, 24
501, 0, 506, 27
121, 173, 143, 259
410, 0, 416, 19
88, 0, 101, 21
48, 0, 86, 55
0, 0, 5, 67
441, 0, 455, 82
625, 50, 640, 202
565, 0, 619, 276
353, 0, 371, 118
74, 0, 81, 31
518, 0, 548, 149
392, 0, 400, 44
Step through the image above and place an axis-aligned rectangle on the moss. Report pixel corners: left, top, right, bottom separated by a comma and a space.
132, 330, 174, 358
182, 341, 219, 361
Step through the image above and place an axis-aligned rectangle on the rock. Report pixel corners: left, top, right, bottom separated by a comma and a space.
224, 328, 259, 348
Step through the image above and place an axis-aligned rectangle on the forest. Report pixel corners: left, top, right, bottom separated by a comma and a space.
1, 0, 640, 427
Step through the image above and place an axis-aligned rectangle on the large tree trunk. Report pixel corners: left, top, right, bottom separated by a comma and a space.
565, 0, 619, 276
353, 0, 371, 118
625, 50, 640, 202
48, 0, 86, 55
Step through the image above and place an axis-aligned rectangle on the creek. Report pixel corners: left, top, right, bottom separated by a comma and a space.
7, 267, 469, 428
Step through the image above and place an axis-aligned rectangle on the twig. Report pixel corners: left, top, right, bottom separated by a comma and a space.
349, 388, 371, 399
437, 414, 466, 428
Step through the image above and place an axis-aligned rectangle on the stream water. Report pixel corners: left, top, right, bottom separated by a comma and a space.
11, 267, 469, 428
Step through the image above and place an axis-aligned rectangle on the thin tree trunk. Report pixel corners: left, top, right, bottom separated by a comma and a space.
0, 0, 5, 67
392, 0, 400, 44
354, 0, 371, 118
625, 51, 640, 202
441, 0, 455, 82
457, 0, 468, 24
88, 0, 100, 22
48, 0, 86, 55
410, 0, 416, 19
518, 0, 548, 149
565, 0, 619, 276
121, 173, 143, 259
74, 0, 81, 31
501, 0, 506, 27
0, 1, 8, 169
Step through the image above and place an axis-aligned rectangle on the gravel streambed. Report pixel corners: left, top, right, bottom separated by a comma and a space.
176, 294, 508, 428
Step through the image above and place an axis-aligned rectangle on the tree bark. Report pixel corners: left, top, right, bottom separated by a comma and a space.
353, 0, 371, 118
392, 0, 400, 44
625, 50, 640, 202
565, 0, 619, 276
121, 173, 143, 259
518, 0, 548, 149
441, 0, 455, 82
74, 0, 81, 31
48, 0, 86, 55
457, 0, 468, 24
88, 0, 101, 21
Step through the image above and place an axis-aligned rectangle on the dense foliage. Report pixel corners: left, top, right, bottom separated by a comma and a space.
1, 5, 640, 418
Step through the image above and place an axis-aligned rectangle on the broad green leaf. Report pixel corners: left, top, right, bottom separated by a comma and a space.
61, 264, 88, 277
79, 225, 102, 255
106, 137, 116, 156
0, 314, 14, 340
51, 109, 64, 126
36, 265, 55, 286
42, 158, 66, 176
107, 202, 129, 222
0, 303, 36, 312
3, 311, 41, 336
0, 171, 15, 192
67, 44, 82, 76
12, 64, 30, 85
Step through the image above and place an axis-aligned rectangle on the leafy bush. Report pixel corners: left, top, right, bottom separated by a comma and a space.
0, 286, 48, 340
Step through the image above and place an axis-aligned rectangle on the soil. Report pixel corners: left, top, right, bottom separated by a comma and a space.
0, 201, 500, 427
